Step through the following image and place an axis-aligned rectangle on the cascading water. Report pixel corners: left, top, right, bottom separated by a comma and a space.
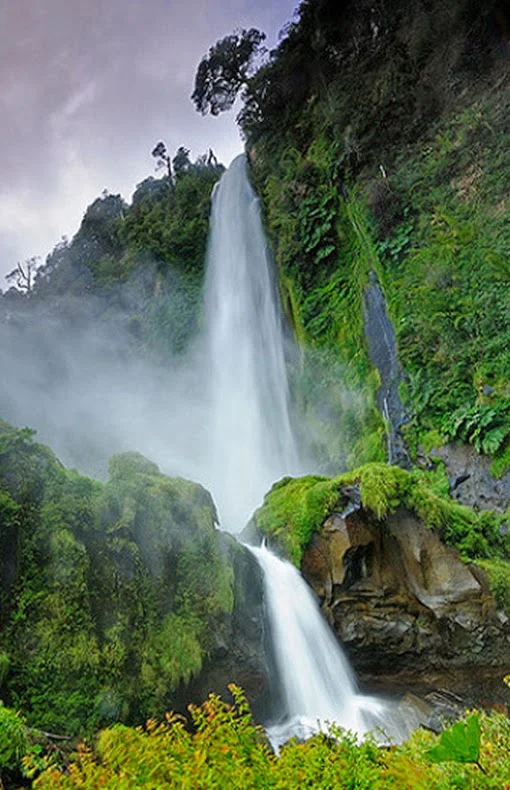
203, 154, 300, 533
203, 155, 405, 748
250, 544, 391, 750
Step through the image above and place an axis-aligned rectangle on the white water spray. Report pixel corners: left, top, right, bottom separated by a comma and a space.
203, 154, 300, 533
250, 544, 389, 750
204, 155, 406, 748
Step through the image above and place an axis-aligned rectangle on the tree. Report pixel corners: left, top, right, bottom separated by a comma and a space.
172, 146, 191, 176
192, 28, 266, 116
151, 141, 173, 187
5, 257, 40, 294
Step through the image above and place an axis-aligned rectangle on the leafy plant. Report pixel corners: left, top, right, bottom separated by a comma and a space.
427, 713, 485, 773
442, 401, 510, 455
476, 559, 510, 614
32, 693, 510, 789
0, 704, 28, 772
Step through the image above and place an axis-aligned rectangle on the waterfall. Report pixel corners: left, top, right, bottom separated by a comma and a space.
203, 155, 403, 748
249, 544, 387, 750
203, 154, 300, 533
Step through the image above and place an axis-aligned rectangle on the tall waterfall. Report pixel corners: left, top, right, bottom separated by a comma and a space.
203, 154, 300, 533
203, 155, 401, 748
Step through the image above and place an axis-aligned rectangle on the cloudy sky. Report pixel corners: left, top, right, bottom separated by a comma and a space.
0, 0, 298, 282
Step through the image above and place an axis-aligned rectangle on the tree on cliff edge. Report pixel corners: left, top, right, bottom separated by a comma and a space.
192, 28, 266, 116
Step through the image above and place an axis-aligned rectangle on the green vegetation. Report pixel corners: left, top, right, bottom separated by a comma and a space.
476, 559, 510, 615
253, 101, 510, 470
0, 704, 27, 772
427, 713, 483, 770
30, 688, 510, 789
381, 98, 510, 463
1, 2, 508, 784
3, 150, 224, 360
0, 422, 235, 737
258, 140, 388, 470
253, 463, 510, 565
192, 0, 510, 472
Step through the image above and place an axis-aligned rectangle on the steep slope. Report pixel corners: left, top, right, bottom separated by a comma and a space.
241, 0, 510, 487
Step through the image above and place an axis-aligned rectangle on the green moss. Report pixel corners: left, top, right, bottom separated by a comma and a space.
491, 440, 510, 480
255, 475, 331, 565
420, 430, 444, 455
140, 613, 203, 706
0, 423, 234, 736
476, 559, 510, 614
108, 452, 161, 480
255, 462, 510, 566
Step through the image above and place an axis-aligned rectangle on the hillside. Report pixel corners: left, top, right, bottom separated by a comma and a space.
240, 0, 510, 483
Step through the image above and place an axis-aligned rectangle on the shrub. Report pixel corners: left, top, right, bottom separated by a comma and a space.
33, 690, 510, 789
0, 704, 28, 772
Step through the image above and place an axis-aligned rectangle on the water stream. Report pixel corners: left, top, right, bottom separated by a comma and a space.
249, 544, 389, 750
203, 154, 403, 747
202, 154, 300, 533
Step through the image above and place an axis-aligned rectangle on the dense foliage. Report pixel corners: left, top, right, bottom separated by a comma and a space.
221, 0, 510, 474
29, 688, 510, 789
1, 1, 509, 785
192, 29, 266, 116
1, 150, 224, 360
253, 463, 510, 567
0, 422, 235, 738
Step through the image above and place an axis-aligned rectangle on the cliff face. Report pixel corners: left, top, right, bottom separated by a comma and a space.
239, 0, 510, 689
302, 507, 509, 678
247, 464, 510, 692
246, 0, 510, 488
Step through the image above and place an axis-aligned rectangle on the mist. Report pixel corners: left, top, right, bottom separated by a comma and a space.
1, 158, 302, 532
0, 286, 208, 483
0, 160, 370, 533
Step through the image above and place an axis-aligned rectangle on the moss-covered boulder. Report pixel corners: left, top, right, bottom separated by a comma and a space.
0, 423, 267, 736
246, 463, 510, 565
245, 463, 510, 680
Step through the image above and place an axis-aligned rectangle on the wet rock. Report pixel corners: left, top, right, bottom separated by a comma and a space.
188, 537, 271, 718
362, 271, 411, 469
301, 506, 510, 680
432, 443, 510, 511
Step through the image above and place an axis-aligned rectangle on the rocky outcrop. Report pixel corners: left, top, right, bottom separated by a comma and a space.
362, 271, 411, 469
0, 425, 270, 733
188, 535, 270, 718
431, 443, 510, 512
301, 505, 510, 679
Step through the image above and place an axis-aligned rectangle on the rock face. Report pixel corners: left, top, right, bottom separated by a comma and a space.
301, 506, 510, 679
188, 536, 270, 718
431, 443, 510, 512
362, 272, 411, 470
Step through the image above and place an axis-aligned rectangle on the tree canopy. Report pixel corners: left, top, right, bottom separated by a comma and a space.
191, 28, 266, 116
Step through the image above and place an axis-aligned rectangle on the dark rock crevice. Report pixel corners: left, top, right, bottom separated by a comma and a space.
362, 271, 411, 469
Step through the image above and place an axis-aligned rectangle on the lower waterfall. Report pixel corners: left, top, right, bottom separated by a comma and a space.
249, 544, 400, 750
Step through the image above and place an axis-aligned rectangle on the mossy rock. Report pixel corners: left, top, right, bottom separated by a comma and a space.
108, 451, 161, 480
476, 558, 510, 615
0, 423, 235, 735
251, 462, 510, 566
